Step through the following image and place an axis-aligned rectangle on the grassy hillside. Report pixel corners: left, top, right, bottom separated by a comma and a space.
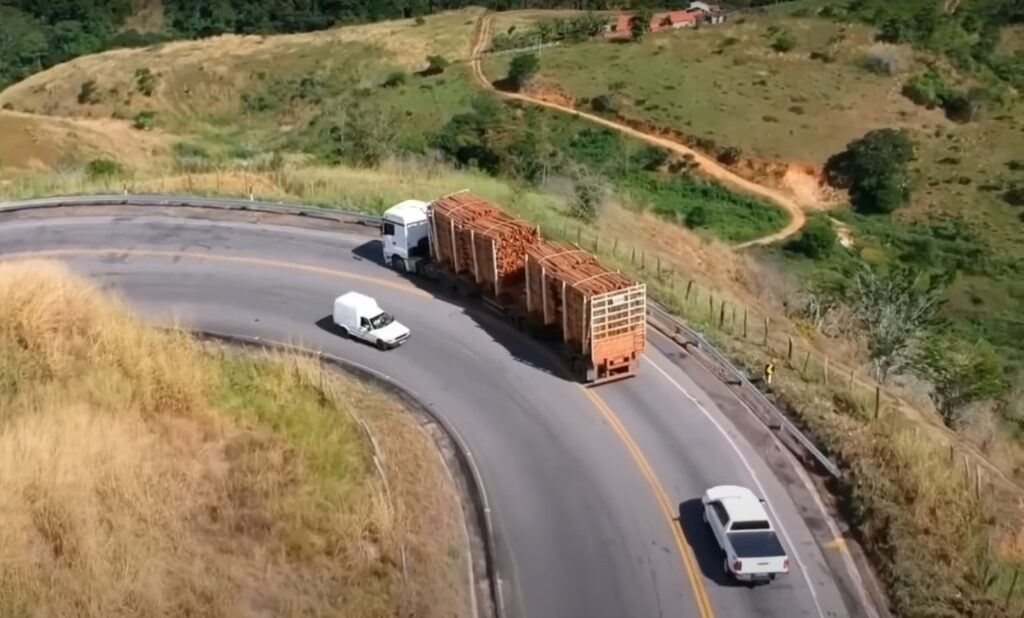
0, 259, 469, 617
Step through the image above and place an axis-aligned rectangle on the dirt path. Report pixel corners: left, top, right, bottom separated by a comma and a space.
468, 12, 807, 248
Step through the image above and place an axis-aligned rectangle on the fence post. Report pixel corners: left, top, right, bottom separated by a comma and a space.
743, 308, 748, 339
763, 317, 769, 346
631, 246, 636, 264
657, 256, 662, 279
613, 237, 619, 257
849, 368, 854, 389
731, 306, 736, 334
641, 251, 646, 270
719, 301, 726, 328
577, 226, 582, 245
824, 356, 829, 385
874, 386, 881, 419
685, 280, 694, 302
787, 336, 793, 363
801, 351, 810, 378
594, 235, 600, 252
709, 294, 714, 320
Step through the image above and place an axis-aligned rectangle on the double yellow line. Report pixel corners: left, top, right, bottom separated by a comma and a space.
580, 388, 716, 618
4, 247, 717, 616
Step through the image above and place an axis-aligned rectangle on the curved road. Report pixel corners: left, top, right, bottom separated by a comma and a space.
0, 209, 857, 618
468, 12, 807, 248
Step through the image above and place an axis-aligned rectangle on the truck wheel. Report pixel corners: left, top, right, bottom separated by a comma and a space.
390, 255, 406, 273
376, 338, 387, 351
723, 557, 730, 576
338, 327, 350, 339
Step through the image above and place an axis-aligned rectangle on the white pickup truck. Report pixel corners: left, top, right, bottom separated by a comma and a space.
701, 485, 790, 585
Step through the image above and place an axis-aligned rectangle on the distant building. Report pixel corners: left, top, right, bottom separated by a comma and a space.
605, 9, 702, 39
687, 1, 728, 24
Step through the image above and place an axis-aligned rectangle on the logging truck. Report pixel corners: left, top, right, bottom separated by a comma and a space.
379, 191, 647, 385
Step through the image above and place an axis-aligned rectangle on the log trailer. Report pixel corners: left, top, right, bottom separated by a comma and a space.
380, 190, 647, 385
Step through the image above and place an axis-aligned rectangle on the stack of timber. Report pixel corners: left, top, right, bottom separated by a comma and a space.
431, 192, 540, 298
526, 239, 647, 374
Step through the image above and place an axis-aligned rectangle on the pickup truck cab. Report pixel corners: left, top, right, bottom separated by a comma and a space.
701, 484, 789, 585
332, 292, 410, 350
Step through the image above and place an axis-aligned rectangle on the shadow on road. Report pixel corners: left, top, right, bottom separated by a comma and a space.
677, 498, 746, 588
349, 239, 570, 381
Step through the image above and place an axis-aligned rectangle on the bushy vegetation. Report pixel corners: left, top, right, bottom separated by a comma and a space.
785, 215, 837, 259
825, 129, 916, 214
901, 71, 988, 122
489, 12, 610, 51
833, 0, 1023, 81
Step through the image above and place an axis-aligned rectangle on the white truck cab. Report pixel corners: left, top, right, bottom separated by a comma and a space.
381, 199, 431, 272
701, 485, 789, 585
332, 291, 410, 350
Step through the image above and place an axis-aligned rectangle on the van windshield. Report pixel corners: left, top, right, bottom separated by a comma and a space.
369, 312, 394, 330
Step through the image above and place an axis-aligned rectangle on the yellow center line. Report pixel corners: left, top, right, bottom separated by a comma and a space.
4, 246, 716, 616
0, 248, 432, 298
580, 387, 716, 618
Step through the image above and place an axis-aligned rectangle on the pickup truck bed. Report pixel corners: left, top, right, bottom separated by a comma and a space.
729, 531, 786, 558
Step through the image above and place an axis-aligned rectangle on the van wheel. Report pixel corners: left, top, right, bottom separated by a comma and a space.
376, 339, 387, 351
390, 256, 406, 273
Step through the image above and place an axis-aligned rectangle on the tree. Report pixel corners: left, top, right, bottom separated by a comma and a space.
785, 216, 837, 259
571, 173, 605, 222
631, 9, 652, 41
315, 98, 399, 168
0, 7, 48, 88
825, 128, 916, 214
422, 54, 449, 76
912, 334, 1006, 426
846, 264, 951, 383
507, 52, 540, 92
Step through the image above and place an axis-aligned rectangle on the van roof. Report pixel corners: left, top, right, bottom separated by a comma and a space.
335, 291, 380, 313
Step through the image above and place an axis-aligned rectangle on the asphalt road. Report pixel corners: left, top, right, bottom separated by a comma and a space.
0, 212, 859, 618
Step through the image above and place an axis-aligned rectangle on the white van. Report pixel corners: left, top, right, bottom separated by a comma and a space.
332, 292, 410, 350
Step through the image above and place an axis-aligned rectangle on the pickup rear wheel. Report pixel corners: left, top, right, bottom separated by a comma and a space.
338, 326, 350, 339
723, 557, 731, 576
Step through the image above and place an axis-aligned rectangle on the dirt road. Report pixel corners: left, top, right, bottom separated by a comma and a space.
468, 12, 807, 248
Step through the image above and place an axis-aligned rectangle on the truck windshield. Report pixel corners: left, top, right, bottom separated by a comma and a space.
369, 312, 394, 330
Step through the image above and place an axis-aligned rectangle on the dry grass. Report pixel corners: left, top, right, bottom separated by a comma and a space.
0, 260, 469, 618
0, 9, 481, 127
0, 110, 172, 173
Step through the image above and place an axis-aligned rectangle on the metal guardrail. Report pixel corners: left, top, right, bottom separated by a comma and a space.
648, 303, 841, 479
0, 193, 841, 480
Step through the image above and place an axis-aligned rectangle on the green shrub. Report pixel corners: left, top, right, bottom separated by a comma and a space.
85, 158, 123, 179
422, 55, 449, 76
771, 33, 797, 53
134, 67, 157, 96
133, 111, 156, 130
77, 80, 101, 105
786, 216, 838, 259
382, 70, 407, 88
414, 16, 426, 26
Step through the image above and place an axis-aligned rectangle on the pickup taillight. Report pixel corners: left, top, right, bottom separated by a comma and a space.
783, 558, 790, 572
732, 559, 743, 572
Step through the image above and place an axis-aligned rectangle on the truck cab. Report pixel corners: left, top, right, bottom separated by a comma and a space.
701, 484, 789, 585
332, 291, 410, 350
381, 199, 431, 272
